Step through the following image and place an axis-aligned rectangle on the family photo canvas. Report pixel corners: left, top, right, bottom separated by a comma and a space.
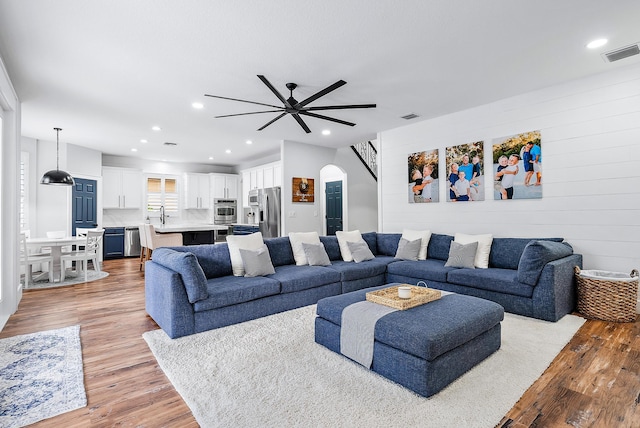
407, 149, 439, 203
445, 141, 484, 202
491, 131, 542, 200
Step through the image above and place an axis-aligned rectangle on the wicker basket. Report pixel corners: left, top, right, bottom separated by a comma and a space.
366, 285, 441, 310
575, 266, 639, 322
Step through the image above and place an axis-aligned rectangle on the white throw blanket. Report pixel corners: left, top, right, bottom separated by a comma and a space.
340, 301, 398, 367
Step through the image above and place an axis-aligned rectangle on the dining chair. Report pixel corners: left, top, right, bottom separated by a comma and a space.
19, 232, 54, 286
60, 229, 104, 282
139, 225, 149, 271
144, 224, 183, 260
20, 229, 51, 256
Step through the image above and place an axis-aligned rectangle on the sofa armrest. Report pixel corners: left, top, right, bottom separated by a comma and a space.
531, 254, 583, 321
145, 261, 196, 339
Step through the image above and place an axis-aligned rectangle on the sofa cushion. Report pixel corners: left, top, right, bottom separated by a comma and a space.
302, 242, 331, 266
193, 275, 281, 311
264, 236, 295, 267
402, 229, 432, 260
454, 233, 493, 269
347, 240, 375, 262
319, 235, 342, 261
489, 237, 564, 269
269, 264, 341, 294
517, 240, 574, 286
395, 238, 421, 261
427, 234, 454, 261
150, 248, 209, 303
226, 232, 265, 276
361, 232, 378, 255
447, 268, 534, 297
444, 241, 478, 269
325, 258, 389, 282
376, 233, 402, 256
386, 259, 455, 283
239, 244, 276, 277
288, 232, 321, 266
170, 244, 232, 279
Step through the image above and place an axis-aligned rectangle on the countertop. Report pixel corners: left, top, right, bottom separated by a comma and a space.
154, 224, 230, 233
231, 223, 260, 227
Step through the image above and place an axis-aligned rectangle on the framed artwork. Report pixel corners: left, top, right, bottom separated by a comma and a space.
292, 177, 314, 202
492, 131, 542, 200
445, 141, 484, 202
408, 149, 439, 203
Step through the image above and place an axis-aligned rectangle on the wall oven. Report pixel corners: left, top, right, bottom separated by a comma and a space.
213, 199, 237, 225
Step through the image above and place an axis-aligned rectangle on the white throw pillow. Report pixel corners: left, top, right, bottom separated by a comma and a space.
226, 232, 265, 276
335, 230, 362, 262
402, 229, 432, 260
454, 232, 493, 269
288, 231, 321, 266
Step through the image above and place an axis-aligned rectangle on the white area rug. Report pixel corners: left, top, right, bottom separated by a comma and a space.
0, 325, 86, 428
143, 306, 585, 428
24, 269, 109, 290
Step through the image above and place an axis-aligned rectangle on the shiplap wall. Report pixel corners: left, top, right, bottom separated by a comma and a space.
379, 63, 640, 273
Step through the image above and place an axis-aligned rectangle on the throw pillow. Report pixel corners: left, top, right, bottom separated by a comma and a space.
454, 233, 493, 269
288, 231, 321, 266
336, 230, 362, 262
517, 240, 574, 285
150, 248, 209, 303
401, 229, 432, 260
301, 242, 331, 266
226, 232, 265, 276
444, 241, 478, 269
394, 238, 421, 261
239, 244, 276, 277
346, 240, 375, 263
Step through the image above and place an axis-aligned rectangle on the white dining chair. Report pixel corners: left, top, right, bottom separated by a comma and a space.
20, 232, 54, 286
144, 224, 183, 260
60, 229, 104, 282
20, 229, 51, 255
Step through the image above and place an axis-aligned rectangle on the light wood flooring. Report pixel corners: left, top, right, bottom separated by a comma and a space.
1, 258, 639, 427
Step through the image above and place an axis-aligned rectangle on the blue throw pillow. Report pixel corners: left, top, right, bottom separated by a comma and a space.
517, 240, 573, 286
151, 248, 209, 303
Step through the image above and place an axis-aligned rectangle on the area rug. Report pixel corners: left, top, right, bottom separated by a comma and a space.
0, 325, 87, 428
143, 306, 585, 428
24, 269, 109, 290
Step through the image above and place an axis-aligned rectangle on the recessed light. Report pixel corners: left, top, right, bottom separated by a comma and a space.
587, 38, 608, 49
152, 126, 161, 131
131, 148, 138, 152
192, 102, 204, 109
140, 139, 148, 143
208, 156, 214, 160
322, 129, 331, 136
225, 149, 231, 154
246, 140, 253, 145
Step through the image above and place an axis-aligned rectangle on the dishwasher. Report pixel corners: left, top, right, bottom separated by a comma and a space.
124, 226, 141, 257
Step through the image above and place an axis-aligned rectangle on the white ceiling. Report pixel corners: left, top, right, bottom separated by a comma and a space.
0, 0, 639, 166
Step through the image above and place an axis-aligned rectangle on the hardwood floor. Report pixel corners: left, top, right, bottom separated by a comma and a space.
2, 258, 639, 427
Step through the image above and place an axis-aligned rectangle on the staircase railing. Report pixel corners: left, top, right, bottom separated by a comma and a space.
351, 141, 377, 181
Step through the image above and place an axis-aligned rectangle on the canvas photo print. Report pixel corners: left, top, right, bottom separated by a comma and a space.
445, 141, 484, 202
407, 149, 439, 203
492, 131, 542, 200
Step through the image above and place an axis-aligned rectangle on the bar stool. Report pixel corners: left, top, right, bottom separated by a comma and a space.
144, 224, 183, 260
139, 225, 149, 271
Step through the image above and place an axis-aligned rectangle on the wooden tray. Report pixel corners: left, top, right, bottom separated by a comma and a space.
366, 285, 441, 310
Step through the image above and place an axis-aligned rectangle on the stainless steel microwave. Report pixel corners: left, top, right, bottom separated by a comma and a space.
213, 199, 237, 224
248, 189, 260, 206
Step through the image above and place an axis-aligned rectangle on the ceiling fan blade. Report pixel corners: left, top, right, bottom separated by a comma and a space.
257, 75, 291, 107
305, 104, 376, 111
291, 114, 312, 133
204, 94, 282, 109
257, 112, 288, 131
215, 109, 284, 119
295, 80, 346, 108
299, 111, 356, 127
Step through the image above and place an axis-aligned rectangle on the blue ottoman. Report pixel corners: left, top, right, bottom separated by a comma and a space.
315, 284, 504, 397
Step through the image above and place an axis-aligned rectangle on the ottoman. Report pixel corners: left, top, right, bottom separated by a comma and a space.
315, 284, 504, 397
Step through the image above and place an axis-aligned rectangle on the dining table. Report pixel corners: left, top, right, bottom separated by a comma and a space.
26, 236, 87, 283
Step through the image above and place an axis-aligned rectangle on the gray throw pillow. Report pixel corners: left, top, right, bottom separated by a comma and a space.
444, 241, 478, 269
395, 238, 421, 261
301, 242, 331, 266
346, 240, 375, 263
239, 244, 275, 277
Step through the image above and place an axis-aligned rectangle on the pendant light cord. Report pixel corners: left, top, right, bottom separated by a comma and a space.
54, 127, 62, 171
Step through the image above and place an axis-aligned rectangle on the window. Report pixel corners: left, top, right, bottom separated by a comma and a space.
146, 175, 179, 217
20, 151, 29, 231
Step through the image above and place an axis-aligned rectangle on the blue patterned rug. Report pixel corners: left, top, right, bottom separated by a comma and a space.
0, 325, 86, 427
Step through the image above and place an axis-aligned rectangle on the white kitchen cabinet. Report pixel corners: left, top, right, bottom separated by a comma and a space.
212, 174, 239, 199
263, 166, 274, 189
242, 171, 251, 207
103, 167, 142, 209
273, 163, 282, 187
184, 173, 211, 209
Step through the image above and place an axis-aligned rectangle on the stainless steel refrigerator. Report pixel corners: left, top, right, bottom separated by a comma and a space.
259, 186, 281, 238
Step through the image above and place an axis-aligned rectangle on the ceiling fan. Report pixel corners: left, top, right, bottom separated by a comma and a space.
204, 75, 376, 134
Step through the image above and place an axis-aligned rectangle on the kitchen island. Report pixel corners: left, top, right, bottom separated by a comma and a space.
155, 224, 230, 245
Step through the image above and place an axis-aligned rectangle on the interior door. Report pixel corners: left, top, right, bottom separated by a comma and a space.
325, 180, 343, 235
72, 178, 98, 235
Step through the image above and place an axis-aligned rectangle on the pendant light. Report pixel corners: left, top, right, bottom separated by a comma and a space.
40, 127, 75, 185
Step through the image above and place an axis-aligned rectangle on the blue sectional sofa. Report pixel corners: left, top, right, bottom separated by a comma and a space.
145, 232, 582, 338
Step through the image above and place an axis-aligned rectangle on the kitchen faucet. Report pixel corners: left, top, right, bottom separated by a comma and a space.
160, 205, 165, 225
